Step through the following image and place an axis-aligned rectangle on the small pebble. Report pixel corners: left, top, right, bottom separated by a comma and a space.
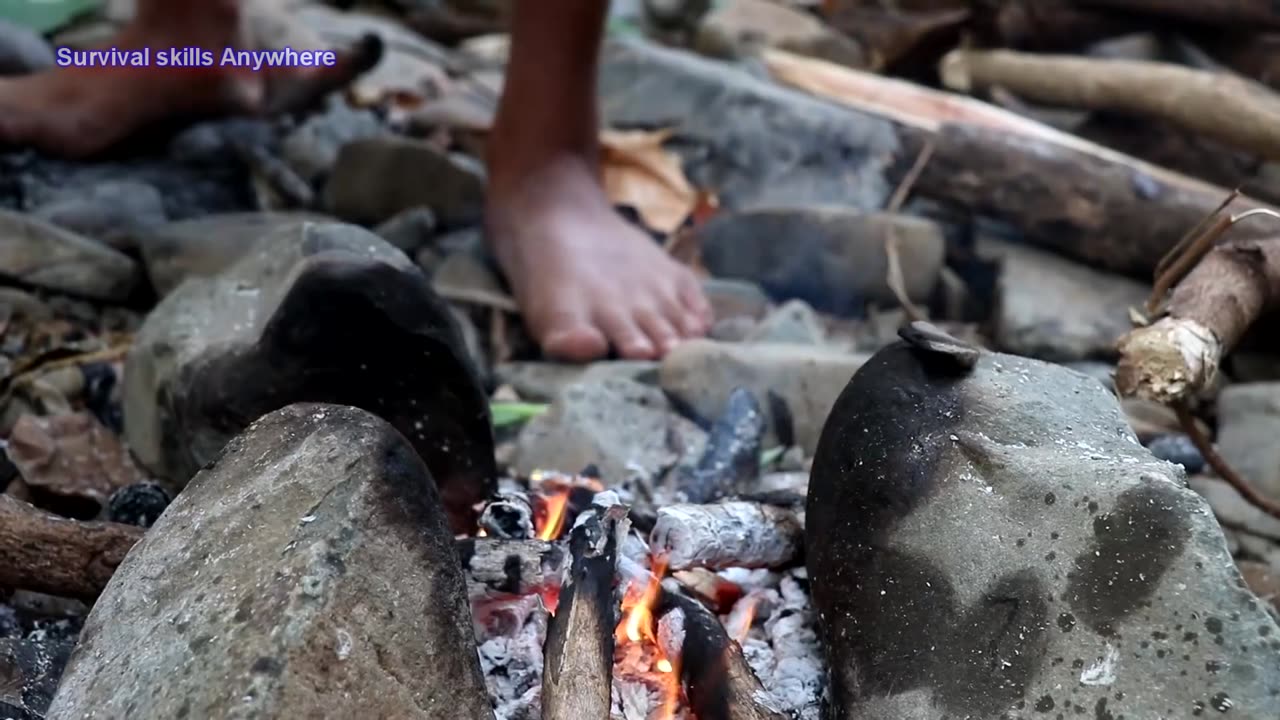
1145, 434, 1205, 474
106, 482, 173, 528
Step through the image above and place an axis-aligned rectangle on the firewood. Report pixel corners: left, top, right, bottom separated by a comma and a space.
1073, 0, 1280, 31
476, 490, 535, 539
674, 387, 766, 504
455, 536, 567, 599
901, 123, 1278, 277
0, 495, 143, 601
973, 0, 1141, 52
1117, 236, 1280, 405
650, 502, 803, 572
541, 497, 629, 720
940, 48, 1280, 161
657, 583, 788, 720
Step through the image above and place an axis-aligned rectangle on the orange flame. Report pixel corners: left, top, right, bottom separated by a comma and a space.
616, 557, 667, 644
655, 654, 680, 720
733, 595, 759, 643
536, 490, 570, 541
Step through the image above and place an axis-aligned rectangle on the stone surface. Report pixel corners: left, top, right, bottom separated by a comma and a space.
495, 360, 658, 403
374, 207, 438, 253
47, 404, 494, 719
986, 239, 1148, 362
123, 220, 494, 531
29, 180, 167, 252
0, 20, 55, 75
660, 339, 870, 452
281, 101, 388, 184
695, 0, 866, 68
696, 208, 945, 315
746, 299, 826, 345
325, 136, 485, 227
1218, 382, 1280, 501
1190, 476, 1280, 543
0, 210, 140, 302
600, 39, 901, 212
809, 343, 1280, 720
135, 211, 326, 296
702, 277, 771, 322
513, 378, 706, 484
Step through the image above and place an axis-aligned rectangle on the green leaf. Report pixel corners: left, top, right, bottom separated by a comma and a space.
490, 402, 549, 428
759, 445, 785, 469
0, 0, 100, 34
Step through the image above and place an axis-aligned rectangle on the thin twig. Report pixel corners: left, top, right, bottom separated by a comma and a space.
1176, 404, 1280, 520
1152, 188, 1239, 282
886, 138, 937, 214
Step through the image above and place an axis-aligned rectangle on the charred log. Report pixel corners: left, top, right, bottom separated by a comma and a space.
657, 584, 787, 720
477, 491, 536, 539
541, 498, 628, 720
650, 502, 803, 572
674, 387, 766, 504
1073, 0, 1280, 31
456, 537, 567, 600
0, 495, 144, 601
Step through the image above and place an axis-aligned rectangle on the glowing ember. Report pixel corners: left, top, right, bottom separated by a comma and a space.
733, 595, 759, 643
656, 658, 673, 673
614, 557, 683, 719
536, 490, 570, 541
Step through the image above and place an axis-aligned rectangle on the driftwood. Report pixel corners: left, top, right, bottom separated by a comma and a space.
455, 537, 568, 599
674, 387, 766, 504
940, 48, 1280, 161
477, 491, 536, 539
541, 499, 628, 720
0, 495, 144, 601
650, 502, 803, 572
657, 585, 787, 720
1074, 0, 1280, 31
975, 0, 1140, 51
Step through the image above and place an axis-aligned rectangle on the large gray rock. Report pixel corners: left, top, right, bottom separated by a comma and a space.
29, 180, 167, 252
987, 239, 1148, 362
695, 0, 866, 67
0, 210, 140, 302
47, 404, 494, 720
135, 212, 326, 296
495, 360, 658, 403
696, 207, 945, 315
660, 339, 869, 453
809, 340, 1280, 720
123, 221, 494, 531
600, 40, 901, 211
280, 101, 388, 185
513, 378, 705, 484
1, 637, 74, 720
1217, 382, 1280, 501
325, 136, 485, 227
745, 300, 826, 345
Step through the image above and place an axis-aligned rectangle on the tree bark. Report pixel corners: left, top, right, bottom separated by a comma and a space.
941, 48, 1280, 161
0, 495, 144, 601
1074, 0, 1280, 31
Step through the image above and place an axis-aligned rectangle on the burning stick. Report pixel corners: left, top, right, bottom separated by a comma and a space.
0, 495, 144, 601
650, 502, 803, 572
541, 496, 629, 720
674, 388, 766, 504
455, 537, 567, 601
657, 584, 788, 720
477, 491, 536, 539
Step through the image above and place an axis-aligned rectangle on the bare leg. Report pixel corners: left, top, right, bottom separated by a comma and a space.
486, 0, 712, 361
0, 0, 376, 158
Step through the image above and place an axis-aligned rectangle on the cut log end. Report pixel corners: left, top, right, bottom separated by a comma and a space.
1115, 317, 1222, 404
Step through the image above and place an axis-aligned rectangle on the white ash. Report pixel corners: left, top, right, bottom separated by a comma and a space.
718, 567, 782, 592
658, 607, 686, 660
725, 589, 779, 642
758, 573, 826, 719
473, 594, 547, 720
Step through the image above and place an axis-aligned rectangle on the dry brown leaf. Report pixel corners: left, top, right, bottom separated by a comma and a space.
599, 128, 701, 235
7, 412, 145, 509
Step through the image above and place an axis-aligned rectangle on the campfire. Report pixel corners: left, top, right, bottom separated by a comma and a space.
466, 459, 823, 720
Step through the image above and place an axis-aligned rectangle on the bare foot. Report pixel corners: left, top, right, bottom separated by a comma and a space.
0, 1, 379, 158
486, 155, 713, 362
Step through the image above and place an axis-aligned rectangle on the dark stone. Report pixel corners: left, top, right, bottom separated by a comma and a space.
105, 483, 172, 528
0, 637, 75, 720
123, 221, 494, 532
1144, 434, 1206, 475
809, 344, 1280, 719
673, 386, 766, 503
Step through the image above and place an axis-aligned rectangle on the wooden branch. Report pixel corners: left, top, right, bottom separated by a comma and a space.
541, 500, 628, 720
940, 48, 1280, 161
455, 537, 567, 599
650, 502, 803, 572
477, 491, 535, 539
657, 584, 788, 720
1176, 405, 1280, 520
674, 387, 766, 504
1074, 0, 1280, 31
0, 495, 144, 601
1117, 235, 1280, 404
904, 123, 1277, 277
975, 0, 1141, 51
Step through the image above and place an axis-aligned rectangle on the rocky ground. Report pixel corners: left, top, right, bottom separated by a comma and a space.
3, 1, 1280, 719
